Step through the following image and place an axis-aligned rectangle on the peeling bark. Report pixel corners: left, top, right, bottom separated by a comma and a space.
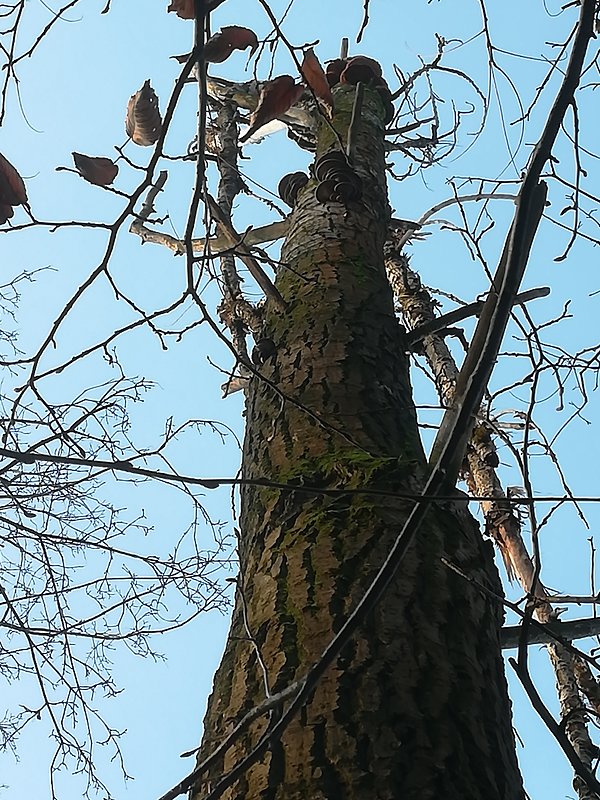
548, 645, 600, 800
193, 84, 524, 800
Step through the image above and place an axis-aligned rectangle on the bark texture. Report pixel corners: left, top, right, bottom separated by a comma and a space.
193, 85, 524, 800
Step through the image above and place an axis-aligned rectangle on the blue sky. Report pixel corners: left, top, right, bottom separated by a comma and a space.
2, 1, 600, 798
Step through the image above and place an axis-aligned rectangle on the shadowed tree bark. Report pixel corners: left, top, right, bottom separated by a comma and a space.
193, 83, 525, 800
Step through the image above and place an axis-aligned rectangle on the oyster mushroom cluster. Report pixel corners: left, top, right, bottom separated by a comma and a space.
313, 150, 362, 204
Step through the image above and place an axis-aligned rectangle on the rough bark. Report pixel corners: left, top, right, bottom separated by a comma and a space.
193, 85, 524, 800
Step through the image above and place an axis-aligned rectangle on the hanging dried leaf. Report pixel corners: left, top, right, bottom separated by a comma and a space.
72, 153, 119, 186
204, 26, 258, 63
126, 81, 162, 146
0, 152, 27, 207
167, 0, 194, 19
301, 48, 334, 116
0, 204, 14, 225
240, 76, 304, 143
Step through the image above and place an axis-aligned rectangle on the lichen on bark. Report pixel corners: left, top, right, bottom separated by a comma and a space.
192, 83, 524, 800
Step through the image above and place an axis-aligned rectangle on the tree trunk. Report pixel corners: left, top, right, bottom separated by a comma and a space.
193, 84, 524, 800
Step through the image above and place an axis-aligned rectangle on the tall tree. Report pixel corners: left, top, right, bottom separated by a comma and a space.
2, 3, 600, 799
180, 3, 598, 798
191, 63, 525, 800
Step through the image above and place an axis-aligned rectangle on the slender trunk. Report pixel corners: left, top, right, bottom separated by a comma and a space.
194, 85, 524, 800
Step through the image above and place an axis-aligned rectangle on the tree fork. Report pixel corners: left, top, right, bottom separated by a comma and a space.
193, 83, 525, 799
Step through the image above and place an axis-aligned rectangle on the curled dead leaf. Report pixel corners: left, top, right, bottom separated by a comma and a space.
240, 75, 304, 143
0, 152, 27, 223
301, 48, 334, 116
0, 152, 27, 207
167, 0, 194, 19
204, 26, 258, 63
72, 153, 119, 186
0, 204, 14, 224
126, 81, 162, 146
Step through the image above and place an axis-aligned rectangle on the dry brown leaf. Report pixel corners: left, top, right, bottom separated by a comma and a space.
301, 48, 334, 116
240, 75, 304, 143
0, 152, 27, 207
72, 153, 119, 186
173, 26, 258, 65
167, 0, 194, 19
204, 26, 258, 63
0, 204, 14, 224
126, 81, 162, 147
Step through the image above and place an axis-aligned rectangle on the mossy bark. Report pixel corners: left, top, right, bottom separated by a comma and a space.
193, 85, 524, 800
